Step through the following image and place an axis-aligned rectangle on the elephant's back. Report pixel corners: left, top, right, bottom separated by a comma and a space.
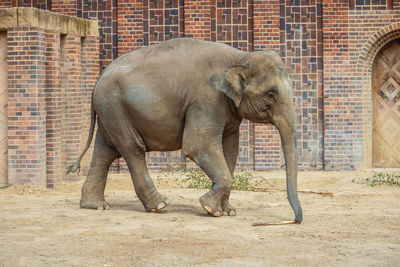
96, 38, 243, 103
103, 38, 239, 73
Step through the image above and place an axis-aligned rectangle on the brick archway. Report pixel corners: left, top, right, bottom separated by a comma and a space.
358, 22, 400, 168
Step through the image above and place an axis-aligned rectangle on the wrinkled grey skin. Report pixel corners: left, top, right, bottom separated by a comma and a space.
69, 38, 302, 222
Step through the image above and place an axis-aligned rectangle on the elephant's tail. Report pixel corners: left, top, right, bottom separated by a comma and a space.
67, 91, 97, 174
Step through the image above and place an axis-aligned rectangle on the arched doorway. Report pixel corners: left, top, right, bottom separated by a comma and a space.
372, 38, 400, 168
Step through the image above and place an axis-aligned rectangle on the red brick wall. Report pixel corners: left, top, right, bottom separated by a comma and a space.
3, 1, 400, 177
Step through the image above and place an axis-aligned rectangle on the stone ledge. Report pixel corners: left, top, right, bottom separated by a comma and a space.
0, 7, 99, 37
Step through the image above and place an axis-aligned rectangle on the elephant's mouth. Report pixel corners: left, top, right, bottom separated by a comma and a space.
253, 115, 273, 124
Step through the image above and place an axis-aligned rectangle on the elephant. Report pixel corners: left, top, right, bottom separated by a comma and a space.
68, 38, 303, 222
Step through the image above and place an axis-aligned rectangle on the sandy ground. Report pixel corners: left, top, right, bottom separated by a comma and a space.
0, 170, 399, 266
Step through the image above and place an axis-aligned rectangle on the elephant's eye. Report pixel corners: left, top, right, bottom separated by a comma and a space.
266, 91, 277, 103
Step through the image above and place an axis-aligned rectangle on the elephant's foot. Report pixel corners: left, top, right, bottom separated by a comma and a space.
222, 197, 236, 216
80, 197, 110, 210
199, 189, 236, 217
141, 191, 170, 212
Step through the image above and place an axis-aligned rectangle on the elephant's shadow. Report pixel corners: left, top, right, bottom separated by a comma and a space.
108, 199, 208, 217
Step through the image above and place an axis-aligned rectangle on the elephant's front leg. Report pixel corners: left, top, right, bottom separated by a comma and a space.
197, 150, 235, 217
220, 130, 240, 216
182, 120, 236, 217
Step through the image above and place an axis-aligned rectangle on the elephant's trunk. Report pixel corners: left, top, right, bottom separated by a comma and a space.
275, 114, 303, 223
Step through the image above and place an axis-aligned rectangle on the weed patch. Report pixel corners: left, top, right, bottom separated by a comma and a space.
352, 172, 400, 187
182, 168, 260, 190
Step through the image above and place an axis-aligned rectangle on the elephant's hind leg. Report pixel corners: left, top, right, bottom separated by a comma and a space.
80, 128, 120, 209
120, 148, 169, 212
96, 103, 169, 212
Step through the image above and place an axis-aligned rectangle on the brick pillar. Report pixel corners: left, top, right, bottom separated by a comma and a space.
184, 0, 212, 41
37, 0, 51, 10
80, 36, 100, 174
323, 0, 362, 170
253, 0, 280, 51
0, 1, 12, 7
252, 0, 282, 170
60, 33, 81, 180
51, 0, 77, 16
117, 0, 144, 57
7, 27, 47, 185
236, 120, 254, 170
139, 0, 186, 171
322, 1, 351, 170
254, 125, 282, 170
82, 0, 117, 70
279, 0, 324, 170
45, 30, 62, 188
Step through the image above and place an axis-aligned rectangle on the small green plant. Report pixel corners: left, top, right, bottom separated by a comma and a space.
352, 172, 400, 187
183, 168, 211, 189
231, 171, 252, 190
182, 168, 256, 190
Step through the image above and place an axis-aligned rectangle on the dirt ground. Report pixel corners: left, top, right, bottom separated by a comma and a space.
0, 170, 399, 267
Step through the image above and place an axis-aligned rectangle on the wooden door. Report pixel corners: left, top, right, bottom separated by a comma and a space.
372, 39, 400, 168
0, 32, 8, 187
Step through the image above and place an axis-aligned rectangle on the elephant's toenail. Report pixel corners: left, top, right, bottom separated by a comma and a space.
202, 205, 211, 214
213, 211, 222, 217
157, 203, 166, 210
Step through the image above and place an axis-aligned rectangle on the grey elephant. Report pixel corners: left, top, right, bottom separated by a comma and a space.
69, 38, 302, 222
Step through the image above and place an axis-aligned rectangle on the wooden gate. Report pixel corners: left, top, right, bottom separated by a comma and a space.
372, 39, 400, 168
0, 32, 8, 187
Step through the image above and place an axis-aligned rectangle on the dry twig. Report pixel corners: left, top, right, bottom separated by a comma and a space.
237, 185, 334, 197
252, 221, 300, 226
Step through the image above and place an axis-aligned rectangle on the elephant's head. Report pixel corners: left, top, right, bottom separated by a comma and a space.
219, 50, 303, 223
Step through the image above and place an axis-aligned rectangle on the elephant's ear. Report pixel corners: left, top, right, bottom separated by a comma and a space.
219, 65, 248, 108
